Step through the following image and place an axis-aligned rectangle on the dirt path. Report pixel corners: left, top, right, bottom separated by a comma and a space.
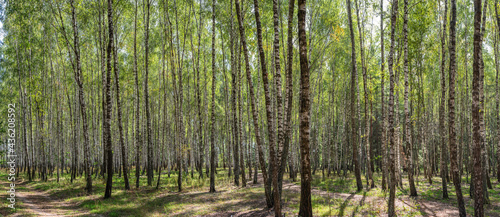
10, 182, 99, 217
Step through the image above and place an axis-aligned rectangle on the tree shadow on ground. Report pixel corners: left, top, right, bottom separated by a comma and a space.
338, 193, 355, 216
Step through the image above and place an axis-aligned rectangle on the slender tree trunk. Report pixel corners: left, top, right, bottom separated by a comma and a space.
209, 0, 217, 193
144, 0, 153, 187
133, 0, 141, 189
196, 0, 205, 180
479, 0, 490, 204
388, 0, 399, 216
447, 0, 465, 215
278, 0, 295, 198
70, 0, 92, 195
112, 13, 130, 191
380, 0, 387, 191
231, 17, 240, 187
298, 0, 312, 216
103, 0, 115, 199
271, 0, 283, 214
403, 0, 417, 197
495, 0, 500, 183
354, 0, 373, 189
236, 38, 247, 188
346, 0, 363, 192
439, 0, 450, 199
253, 0, 278, 208
472, 0, 484, 215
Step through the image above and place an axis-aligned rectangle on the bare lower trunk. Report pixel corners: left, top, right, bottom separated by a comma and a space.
380, 0, 387, 191
346, 0, 363, 192
298, 0, 312, 216
496, 0, 500, 183
112, 17, 130, 191
251, 0, 275, 208
354, 0, 373, 189
439, 0, 449, 200
387, 0, 399, 216
472, 0, 484, 215
209, 0, 217, 194
403, 0, 417, 197
70, 0, 92, 195
448, 0, 465, 215
133, 0, 141, 189
103, 0, 114, 198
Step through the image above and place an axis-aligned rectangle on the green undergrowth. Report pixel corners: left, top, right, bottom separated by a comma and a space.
1, 169, 499, 216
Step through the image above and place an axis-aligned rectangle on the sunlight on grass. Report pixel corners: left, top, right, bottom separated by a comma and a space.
2, 169, 499, 216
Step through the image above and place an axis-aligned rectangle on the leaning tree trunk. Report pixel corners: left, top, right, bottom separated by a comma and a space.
235, 0, 272, 208
70, 0, 92, 195
298, 0, 312, 216
346, 0, 363, 192
253, 0, 278, 208
354, 0, 373, 189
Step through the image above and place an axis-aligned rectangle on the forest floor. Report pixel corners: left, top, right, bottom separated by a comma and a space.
0, 169, 499, 217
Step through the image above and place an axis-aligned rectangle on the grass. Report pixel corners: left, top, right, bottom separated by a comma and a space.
0, 168, 499, 216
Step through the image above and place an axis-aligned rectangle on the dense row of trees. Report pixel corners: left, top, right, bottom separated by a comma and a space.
0, 0, 499, 216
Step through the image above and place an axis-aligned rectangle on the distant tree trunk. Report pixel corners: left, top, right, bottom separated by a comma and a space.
68, 91, 77, 183
238, 50, 246, 187
298, 0, 312, 216
403, 0, 417, 197
447, 0, 465, 215
16, 44, 31, 182
231, 15, 240, 187
479, 0, 490, 204
70, 0, 92, 195
196, 0, 205, 180
144, 0, 153, 187
209, 0, 217, 193
463, 19, 471, 185
278, 0, 295, 197
380, 0, 387, 191
346, 0, 363, 192
354, 0, 373, 189
472, 0, 484, 215
387, 0, 399, 216
133, 0, 141, 189
112, 12, 130, 191
439, 0, 449, 200
227, 0, 234, 178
